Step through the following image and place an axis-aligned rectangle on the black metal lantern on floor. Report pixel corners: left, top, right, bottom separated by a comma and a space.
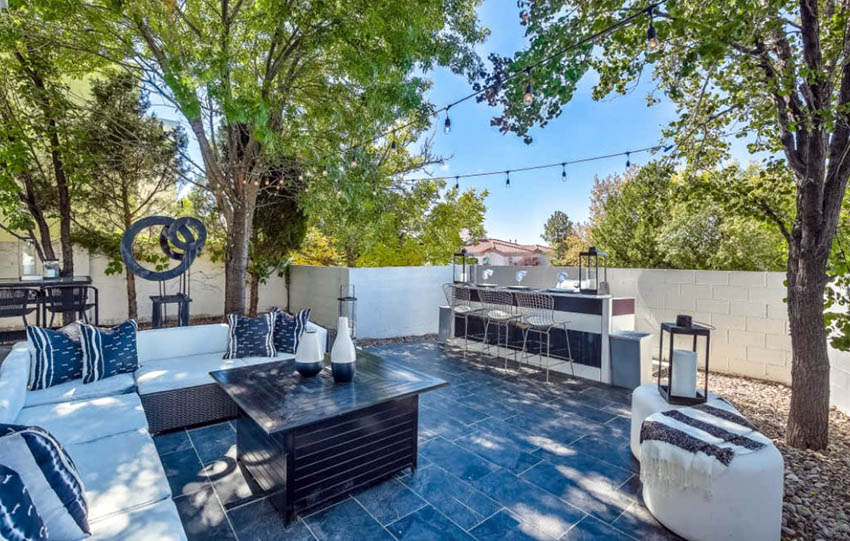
657, 319, 711, 405
578, 247, 608, 294
337, 284, 357, 342
453, 249, 470, 283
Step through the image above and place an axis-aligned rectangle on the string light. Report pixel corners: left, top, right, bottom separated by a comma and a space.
646, 7, 658, 51
561, 163, 567, 182
350, 156, 357, 168
455, 176, 460, 189
505, 171, 511, 189
625, 151, 631, 168
391, 139, 397, 150
298, 174, 304, 181
322, 167, 328, 177
444, 108, 452, 134
523, 68, 533, 103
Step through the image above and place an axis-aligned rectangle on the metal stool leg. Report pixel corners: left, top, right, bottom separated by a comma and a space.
545, 329, 551, 383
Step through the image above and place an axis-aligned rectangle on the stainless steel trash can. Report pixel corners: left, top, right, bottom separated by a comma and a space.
610, 331, 653, 389
438, 305, 452, 344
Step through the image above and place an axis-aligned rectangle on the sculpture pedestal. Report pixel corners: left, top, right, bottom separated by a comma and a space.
150, 294, 191, 329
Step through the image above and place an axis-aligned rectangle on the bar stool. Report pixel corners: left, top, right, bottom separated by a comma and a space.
514, 290, 573, 382
42, 285, 98, 327
442, 283, 480, 357
478, 288, 520, 368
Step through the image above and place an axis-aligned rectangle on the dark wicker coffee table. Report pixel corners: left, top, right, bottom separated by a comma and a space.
210, 351, 446, 523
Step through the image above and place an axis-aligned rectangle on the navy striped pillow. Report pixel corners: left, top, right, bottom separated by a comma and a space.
272, 308, 312, 354
0, 463, 48, 541
223, 313, 277, 359
25, 325, 83, 390
80, 320, 139, 384
0, 424, 89, 538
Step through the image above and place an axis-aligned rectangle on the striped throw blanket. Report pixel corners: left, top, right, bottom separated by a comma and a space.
639, 401, 769, 496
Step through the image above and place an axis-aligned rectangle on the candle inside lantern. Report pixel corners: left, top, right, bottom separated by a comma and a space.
671, 349, 698, 398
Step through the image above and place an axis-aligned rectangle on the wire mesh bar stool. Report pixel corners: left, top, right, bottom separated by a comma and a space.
42, 285, 99, 328
478, 287, 520, 368
442, 283, 482, 357
514, 290, 574, 382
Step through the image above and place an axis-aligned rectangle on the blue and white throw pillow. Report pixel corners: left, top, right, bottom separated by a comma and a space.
79, 320, 139, 384
0, 424, 89, 539
25, 324, 83, 390
272, 308, 311, 354
223, 312, 276, 359
0, 463, 48, 541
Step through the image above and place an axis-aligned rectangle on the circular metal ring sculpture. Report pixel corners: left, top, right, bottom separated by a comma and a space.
120, 216, 207, 281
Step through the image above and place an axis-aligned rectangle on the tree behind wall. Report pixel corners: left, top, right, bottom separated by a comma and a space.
491, 0, 850, 449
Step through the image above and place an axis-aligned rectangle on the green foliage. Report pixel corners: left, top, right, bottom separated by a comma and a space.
541, 211, 574, 264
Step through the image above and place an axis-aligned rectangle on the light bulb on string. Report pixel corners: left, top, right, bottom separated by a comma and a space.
505, 171, 511, 190
298, 173, 304, 181
390, 138, 397, 150
455, 176, 460, 190
322, 167, 328, 177
523, 68, 533, 103
444, 108, 452, 134
625, 152, 631, 169
646, 8, 658, 51
561, 163, 567, 183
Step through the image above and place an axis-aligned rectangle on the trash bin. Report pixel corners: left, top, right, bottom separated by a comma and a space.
438, 305, 452, 344
609, 331, 653, 389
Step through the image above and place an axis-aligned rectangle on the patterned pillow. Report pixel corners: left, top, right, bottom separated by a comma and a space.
272, 308, 312, 354
0, 463, 48, 541
79, 320, 139, 384
223, 313, 276, 359
25, 324, 83, 390
0, 424, 89, 539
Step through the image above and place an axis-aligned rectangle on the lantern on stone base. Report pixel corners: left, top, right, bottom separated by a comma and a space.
337, 284, 357, 342
657, 319, 711, 405
453, 249, 471, 283
578, 247, 608, 294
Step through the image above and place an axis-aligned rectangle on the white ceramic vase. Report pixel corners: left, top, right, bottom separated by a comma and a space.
295, 329, 324, 377
331, 317, 356, 382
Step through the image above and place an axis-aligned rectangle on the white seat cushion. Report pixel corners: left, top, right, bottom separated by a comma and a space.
135, 353, 242, 395
0, 344, 29, 423
89, 499, 186, 541
239, 352, 294, 367
137, 323, 229, 363
67, 428, 172, 523
24, 373, 136, 408
16, 392, 148, 445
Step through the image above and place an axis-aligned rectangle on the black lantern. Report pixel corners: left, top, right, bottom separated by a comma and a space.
453, 249, 470, 283
578, 247, 607, 294
337, 284, 357, 342
657, 320, 711, 405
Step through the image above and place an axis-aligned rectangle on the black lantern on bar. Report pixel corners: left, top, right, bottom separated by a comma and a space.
657, 319, 711, 405
453, 249, 470, 283
337, 284, 357, 342
578, 247, 608, 294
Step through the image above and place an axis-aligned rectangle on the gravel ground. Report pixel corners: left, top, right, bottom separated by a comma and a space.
710, 372, 850, 541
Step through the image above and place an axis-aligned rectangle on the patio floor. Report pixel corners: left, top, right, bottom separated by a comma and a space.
154, 340, 682, 540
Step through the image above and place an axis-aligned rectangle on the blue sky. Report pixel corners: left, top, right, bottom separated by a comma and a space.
152, 0, 755, 245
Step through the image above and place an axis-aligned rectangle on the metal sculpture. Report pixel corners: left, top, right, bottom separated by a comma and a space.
120, 216, 207, 328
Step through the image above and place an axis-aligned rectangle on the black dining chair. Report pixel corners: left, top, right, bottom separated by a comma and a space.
0, 287, 41, 330
42, 285, 99, 327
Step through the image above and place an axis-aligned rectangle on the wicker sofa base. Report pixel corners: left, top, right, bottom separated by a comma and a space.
140, 382, 239, 434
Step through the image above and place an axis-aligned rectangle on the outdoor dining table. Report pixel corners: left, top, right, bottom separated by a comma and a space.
0, 276, 96, 328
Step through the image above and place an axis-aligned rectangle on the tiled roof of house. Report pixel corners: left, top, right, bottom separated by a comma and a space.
464, 238, 550, 257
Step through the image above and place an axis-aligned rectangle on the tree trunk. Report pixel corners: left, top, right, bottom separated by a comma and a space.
248, 272, 260, 317
125, 269, 138, 321
224, 201, 254, 315
785, 244, 831, 449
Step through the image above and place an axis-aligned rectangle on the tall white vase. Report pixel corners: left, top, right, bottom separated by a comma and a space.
331, 317, 356, 382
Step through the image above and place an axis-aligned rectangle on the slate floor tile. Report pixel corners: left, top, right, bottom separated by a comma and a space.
228, 498, 315, 541
612, 502, 684, 540
173, 485, 236, 541
303, 498, 394, 541
471, 469, 585, 539
420, 394, 489, 425
419, 437, 499, 482
205, 456, 264, 509
472, 417, 545, 453
563, 515, 637, 540
400, 463, 500, 530
469, 509, 556, 541
352, 478, 426, 525
567, 435, 639, 473
154, 429, 192, 456
581, 385, 631, 405
454, 429, 542, 473
160, 447, 209, 497
530, 447, 634, 488
188, 422, 237, 464
386, 505, 475, 541
419, 405, 478, 441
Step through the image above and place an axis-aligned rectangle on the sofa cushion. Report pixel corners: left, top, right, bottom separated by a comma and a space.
26, 324, 83, 390
24, 372, 135, 409
223, 312, 276, 359
80, 320, 139, 384
66, 429, 171, 523
89, 498, 186, 541
137, 324, 229, 364
272, 308, 311, 354
0, 462, 49, 541
17, 392, 148, 445
135, 353, 243, 395
0, 425, 90, 539
0, 344, 30, 423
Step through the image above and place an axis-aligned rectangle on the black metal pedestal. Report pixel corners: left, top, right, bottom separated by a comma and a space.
150, 293, 191, 328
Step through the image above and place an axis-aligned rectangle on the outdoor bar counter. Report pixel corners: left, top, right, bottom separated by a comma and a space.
456, 285, 636, 383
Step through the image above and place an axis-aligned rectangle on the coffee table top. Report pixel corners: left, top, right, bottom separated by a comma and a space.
210, 350, 447, 434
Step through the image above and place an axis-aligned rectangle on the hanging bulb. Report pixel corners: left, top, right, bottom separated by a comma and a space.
444, 109, 452, 134
253, 180, 259, 187
561, 163, 567, 183
523, 68, 533, 103
646, 9, 658, 51
336, 189, 342, 197
390, 139, 397, 150
625, 152, 631, 169
455, 176, 460, 190
351, 157, 357, 168
298, 173, 304, 181
322, 167, 328, 177
505, 171, 511, 189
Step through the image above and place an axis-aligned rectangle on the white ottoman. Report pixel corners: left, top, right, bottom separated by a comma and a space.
630, 384, 784, 541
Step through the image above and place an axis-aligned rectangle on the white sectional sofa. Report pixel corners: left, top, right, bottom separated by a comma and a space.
0, 321, 327, 541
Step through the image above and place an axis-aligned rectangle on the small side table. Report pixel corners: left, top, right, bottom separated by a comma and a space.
150, 294, 191, 329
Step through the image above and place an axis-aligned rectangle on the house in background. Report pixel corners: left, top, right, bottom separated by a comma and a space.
464, 238, 550, 266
